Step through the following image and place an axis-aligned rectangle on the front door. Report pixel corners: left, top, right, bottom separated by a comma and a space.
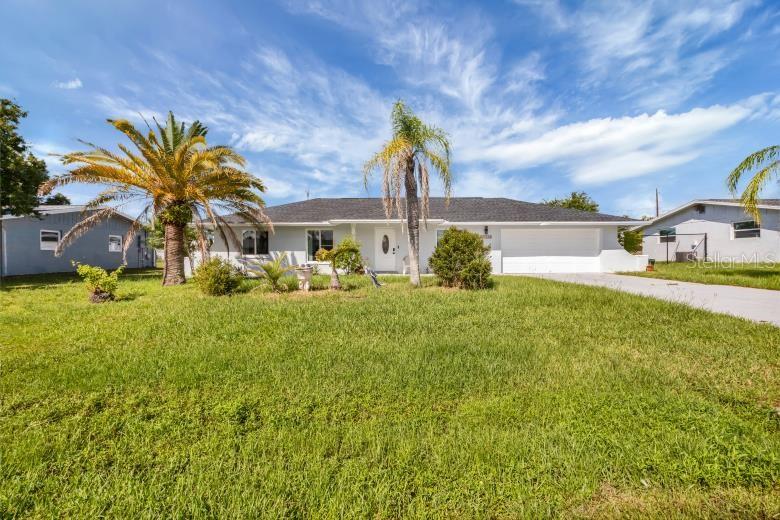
374, 228, 396, 271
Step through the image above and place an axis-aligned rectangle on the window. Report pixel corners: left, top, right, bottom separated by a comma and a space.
108, 235, 122, 252
40, 230, 60, 251
659, 228, 676, 243
733, 220, 760, 239
307, 229, 333, 260
242, 230, 269, 255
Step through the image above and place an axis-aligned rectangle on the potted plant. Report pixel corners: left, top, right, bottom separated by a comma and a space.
647, 258, 656, 272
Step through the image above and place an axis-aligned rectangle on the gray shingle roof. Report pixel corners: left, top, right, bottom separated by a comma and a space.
222, 197, 636, 224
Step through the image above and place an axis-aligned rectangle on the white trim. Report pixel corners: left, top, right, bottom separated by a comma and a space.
108, 234, 123, 252
636, 200, 780, 228
39, 229, 61, 251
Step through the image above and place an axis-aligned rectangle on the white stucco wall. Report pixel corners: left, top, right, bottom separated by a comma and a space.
199, 222, 644, 275
641, 205, 780, 262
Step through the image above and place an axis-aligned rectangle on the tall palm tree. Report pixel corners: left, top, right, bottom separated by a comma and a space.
39, 112, 269, 285
727, 145, 779, 221
364, 101, 452, 286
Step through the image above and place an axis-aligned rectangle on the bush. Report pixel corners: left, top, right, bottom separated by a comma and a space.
74, 262, 124, 302
460, 258, 493, 289
193, 258, 242, 296
429, 228, 492, 289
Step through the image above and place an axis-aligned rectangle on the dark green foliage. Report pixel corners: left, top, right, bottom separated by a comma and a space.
41, 193, 71, 205
429, 228, 492, 289
192, 258, 242, 296
543, 191, 599, 212
0, 99, 49, 215
158, 203, 193, 226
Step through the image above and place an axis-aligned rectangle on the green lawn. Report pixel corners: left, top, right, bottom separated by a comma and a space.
623, 262, 780, 291
1, 270, 779, 518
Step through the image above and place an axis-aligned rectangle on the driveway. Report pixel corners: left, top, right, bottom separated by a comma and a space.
527, 273, 780, 327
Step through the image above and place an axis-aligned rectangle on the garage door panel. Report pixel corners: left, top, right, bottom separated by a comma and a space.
501, 228, 600, 273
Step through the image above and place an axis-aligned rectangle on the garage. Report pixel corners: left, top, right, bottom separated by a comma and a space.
501, 227, 601, 273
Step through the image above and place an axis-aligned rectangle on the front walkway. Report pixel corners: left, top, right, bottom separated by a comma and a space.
525, 273, 780, 327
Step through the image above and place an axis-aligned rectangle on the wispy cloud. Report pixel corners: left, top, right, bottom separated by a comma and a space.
52, 78, 82, 89
476, 95, 771, 185
521, 0, 757, 110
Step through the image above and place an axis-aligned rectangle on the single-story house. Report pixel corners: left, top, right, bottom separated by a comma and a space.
204, 197, 647, 274
0, 205, 156, 277
637, 199, 780, 263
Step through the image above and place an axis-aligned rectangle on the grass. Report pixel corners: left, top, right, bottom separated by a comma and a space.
1, 270, 779, 518
623, 261, 780, 291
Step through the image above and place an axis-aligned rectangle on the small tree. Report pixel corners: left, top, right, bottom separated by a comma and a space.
73, 262, 124, 303
41, 193, 71, 205
429, 228, 492, 289
619, 227, 643, 254
543, 191, 599, 212
316, 236, 363, 290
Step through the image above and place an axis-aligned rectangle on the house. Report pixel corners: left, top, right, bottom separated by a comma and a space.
0, 205, 156, 277
638, 199, 780, 263
204, 197, 647, 274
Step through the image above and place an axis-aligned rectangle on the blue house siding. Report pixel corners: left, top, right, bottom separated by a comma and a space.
1, 210, 155, 276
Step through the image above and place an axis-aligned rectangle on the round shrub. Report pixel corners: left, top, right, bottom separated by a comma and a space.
428, 228, 492, 289
193, 258, 243, 296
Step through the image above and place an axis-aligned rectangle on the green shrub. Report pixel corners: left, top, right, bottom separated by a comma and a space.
255, 254, 295, 292
460, 258, 493, 289
73, 262, 124, 302
279, 275, 299, 292
429, 228, 492, 289
193, 258, 242, 296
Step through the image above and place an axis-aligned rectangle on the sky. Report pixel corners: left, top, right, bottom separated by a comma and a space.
1, 0, 779, 218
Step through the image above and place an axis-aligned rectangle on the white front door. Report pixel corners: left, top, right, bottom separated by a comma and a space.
374, 228, 397, 271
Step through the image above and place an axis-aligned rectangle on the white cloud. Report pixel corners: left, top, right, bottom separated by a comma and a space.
476, 96, 767, 185
452, 169, 541, 201
53, 78, 83, 89
521, 0, 756, 109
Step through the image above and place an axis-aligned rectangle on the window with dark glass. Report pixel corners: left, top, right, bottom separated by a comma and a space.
256, 230, 269, 254
307, 229, 333, 260
659, 228, 676, 243
733, 220, 760, 239
242, 230, 269, 255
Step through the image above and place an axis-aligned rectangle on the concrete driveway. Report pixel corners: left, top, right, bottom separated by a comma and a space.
526, 273, 780, 327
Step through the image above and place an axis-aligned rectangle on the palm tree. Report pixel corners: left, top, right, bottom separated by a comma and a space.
727, 145, 779, 221
364, 101, 452, 286
39, 112, 269, 285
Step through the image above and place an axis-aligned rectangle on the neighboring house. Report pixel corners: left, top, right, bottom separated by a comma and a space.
638, 199, 780, 263
204, 197, 647, 274
0, 205, 155, 276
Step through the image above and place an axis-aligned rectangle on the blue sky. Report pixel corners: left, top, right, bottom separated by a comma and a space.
2, 0, 779, 218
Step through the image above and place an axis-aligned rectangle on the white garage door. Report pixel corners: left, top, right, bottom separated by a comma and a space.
501, 228, 601, 273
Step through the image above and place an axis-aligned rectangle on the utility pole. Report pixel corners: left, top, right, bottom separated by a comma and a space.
655, 188, 660, 217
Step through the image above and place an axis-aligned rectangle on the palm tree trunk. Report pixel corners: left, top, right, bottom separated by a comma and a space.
404, 157, 422, 287
163, 222, 186, 285
330, 263, 341, 290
